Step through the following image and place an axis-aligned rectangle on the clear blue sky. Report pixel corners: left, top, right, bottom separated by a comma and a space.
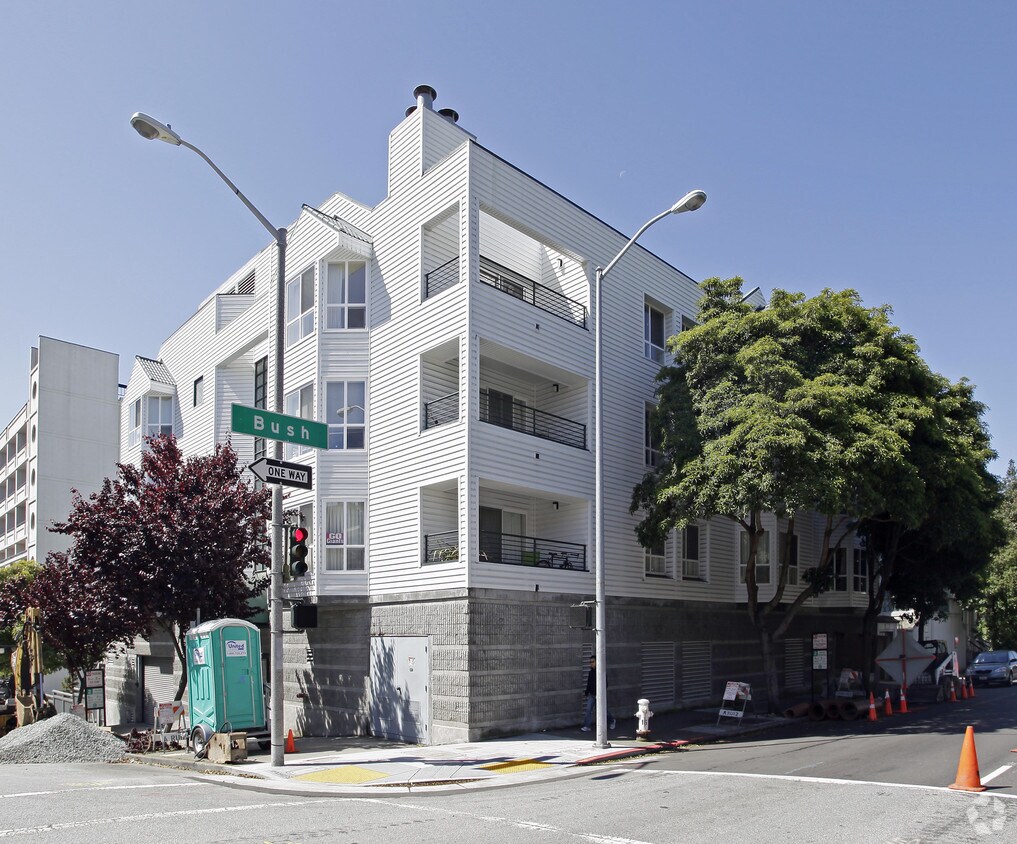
2, 1, 1013, 474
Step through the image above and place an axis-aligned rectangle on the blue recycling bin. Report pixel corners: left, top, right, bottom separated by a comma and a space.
186, 618, 264, 754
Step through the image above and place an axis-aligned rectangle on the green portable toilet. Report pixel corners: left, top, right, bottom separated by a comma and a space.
186, 618, 264, 755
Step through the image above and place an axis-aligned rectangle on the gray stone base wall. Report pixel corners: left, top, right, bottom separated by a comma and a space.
99, 593, 866, 743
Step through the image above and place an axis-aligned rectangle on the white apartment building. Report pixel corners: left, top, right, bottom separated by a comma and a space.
110, 86, 869, 742
0, 337, 121, 570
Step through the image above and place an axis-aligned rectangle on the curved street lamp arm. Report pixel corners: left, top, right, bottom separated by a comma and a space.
179, 139, 284, 245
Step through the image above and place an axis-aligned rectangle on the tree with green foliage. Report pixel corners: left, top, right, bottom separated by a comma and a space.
857, 379, 1002, 668
48, 435, 271, 700
632, 277, 984, 709
978, 461, 1017, 649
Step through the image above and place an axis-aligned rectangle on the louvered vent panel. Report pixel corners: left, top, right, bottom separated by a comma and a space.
681, 641, 712, 701
641, 642, 676, 708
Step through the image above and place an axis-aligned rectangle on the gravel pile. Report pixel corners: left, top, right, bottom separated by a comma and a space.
0, 713, 129, 763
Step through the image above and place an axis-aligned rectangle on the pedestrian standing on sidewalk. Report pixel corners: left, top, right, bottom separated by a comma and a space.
581, 656, 616, 732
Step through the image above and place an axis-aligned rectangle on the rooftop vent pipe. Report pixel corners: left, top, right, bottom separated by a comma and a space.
438, 108, 459, 124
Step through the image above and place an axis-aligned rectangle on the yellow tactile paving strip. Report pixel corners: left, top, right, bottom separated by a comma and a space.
293, 765, 388, 784
479, 758, 555, 774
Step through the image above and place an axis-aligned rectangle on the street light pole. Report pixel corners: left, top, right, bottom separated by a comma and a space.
130, 112, 289, 767
592, 189, 706, 750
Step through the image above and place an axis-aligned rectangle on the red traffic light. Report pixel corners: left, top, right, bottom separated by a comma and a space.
292, 526, 308, 543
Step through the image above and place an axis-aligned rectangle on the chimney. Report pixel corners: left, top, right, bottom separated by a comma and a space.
405, 84, 438, 117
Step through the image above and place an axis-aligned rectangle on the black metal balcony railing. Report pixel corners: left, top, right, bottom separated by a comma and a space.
479, 256, 587, 330
425, 258, 460, 298
479, 530, 587, 571
424, 531, 459, 564
479, 389, 586, 450
423, 392, 459, 429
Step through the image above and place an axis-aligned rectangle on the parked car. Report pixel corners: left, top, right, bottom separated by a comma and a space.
967, 650, 1017, 686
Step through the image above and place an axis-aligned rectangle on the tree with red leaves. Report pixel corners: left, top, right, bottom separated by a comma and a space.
47, 435, 270, 700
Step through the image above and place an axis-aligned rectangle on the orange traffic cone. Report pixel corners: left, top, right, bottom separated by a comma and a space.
960, 679, 969, 699
883, 689, 894, 716
867, 692, 878, 721
948, 725, 986, 792
285, 729, 297, 753
949, 683, 958, 702
968, 678, 976, 698
899, 687, 909, 714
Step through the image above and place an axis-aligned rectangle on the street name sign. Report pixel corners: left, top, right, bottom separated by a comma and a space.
231, 404, 328, 450
248, 457, 313, 490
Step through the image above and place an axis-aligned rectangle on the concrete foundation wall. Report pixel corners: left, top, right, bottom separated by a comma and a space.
102, 592, 866, 743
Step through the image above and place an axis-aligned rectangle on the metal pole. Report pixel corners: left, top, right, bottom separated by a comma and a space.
270, 231, 287, 767
592, 201, 700, 750
593, 266, 608, 750
132, 115, 292, 767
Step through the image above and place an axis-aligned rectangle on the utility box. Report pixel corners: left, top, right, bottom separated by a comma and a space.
186, 619, 265, 743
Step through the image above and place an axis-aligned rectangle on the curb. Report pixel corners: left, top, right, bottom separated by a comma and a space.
574, 738, 696, 765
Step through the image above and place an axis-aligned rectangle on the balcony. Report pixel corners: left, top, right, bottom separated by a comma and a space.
423, 392, 459, 430
479, 257, 587, 330
423, 531, 460, 564
479, 388, 586, 450
425, 258, 459, 298
479, 530, 587, 571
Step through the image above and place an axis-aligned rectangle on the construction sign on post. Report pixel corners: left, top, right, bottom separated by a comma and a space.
717, 681, 752, 724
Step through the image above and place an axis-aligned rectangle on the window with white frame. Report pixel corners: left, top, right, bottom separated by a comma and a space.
146, 396, 173, 438
129, 398, 142, 447
832, 547, 848, 591
681, 524, 703, 580
740, 529, 771, 584
285, 267, 315, 346
323, 500, 365, 571
853, 549, 867, 593
645, 537, 667, 578
325, 261, 366, 329
193, 376, 204, 407
645, 403, 662, 467
284, 384, 314, 458
644, 300, 669, 363
779, 530, 799, 586
325, 381, 366, 449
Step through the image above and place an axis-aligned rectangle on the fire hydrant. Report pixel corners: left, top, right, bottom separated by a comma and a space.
635, 698, 653, 742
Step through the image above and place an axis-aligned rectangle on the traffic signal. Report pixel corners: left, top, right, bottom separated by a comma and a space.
289, 525, 310, 577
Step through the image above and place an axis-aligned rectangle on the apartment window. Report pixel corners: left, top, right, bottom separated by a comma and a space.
284, 384, 314, 458
681, 524, 703, 580
323, 501, 365, 571
253, 357, 268, 464
832, 547, 848, 592
644, 301, 668, 363
285, 266, 315, 346
779, 531, 799, 586
129, 398, 142, 447
645, 538, 667, 578
325, 381, 366, 449
681, 315, 697, 332
740, 530, 771, 584
853, 549, 868, 593
193, 377, 204, 407
146, 396, 173, 438
325, 261, 366, 329
645, 404, 662, 467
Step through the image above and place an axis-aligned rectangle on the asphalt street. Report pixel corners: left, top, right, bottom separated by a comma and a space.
0, 685, 1014, 843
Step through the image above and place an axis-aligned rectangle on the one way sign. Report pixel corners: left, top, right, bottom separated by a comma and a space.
248, 457, 313, 490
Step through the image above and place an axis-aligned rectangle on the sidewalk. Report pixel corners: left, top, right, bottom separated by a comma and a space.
124, 709, 791, 797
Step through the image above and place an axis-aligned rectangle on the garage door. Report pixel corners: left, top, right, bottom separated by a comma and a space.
141, 657, 177, 724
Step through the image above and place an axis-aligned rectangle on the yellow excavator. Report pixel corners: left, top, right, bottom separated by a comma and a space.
2, 607, 43, 734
